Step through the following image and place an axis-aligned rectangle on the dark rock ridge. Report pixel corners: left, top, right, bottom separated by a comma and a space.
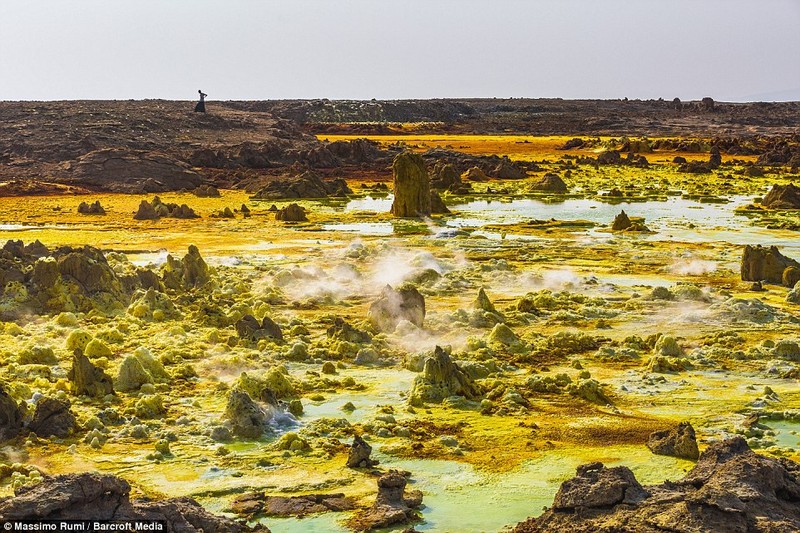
646, 421, 699, 460
251, 170, 351, 200
368, 284, 426, 332
61, 148, 206, 193
741, 245, 800, 286
610, 210, 651, 232
231, 491, 355, 518
348, 470, 423, 531
390, 152, 431, 217
761, 183, 800, 209
0, 472, 265, 532
513, 436, 800, 533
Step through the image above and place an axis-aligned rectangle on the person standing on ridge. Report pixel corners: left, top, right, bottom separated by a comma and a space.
194, 90, 207, 113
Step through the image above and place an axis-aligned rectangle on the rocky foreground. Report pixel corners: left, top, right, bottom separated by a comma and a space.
513, 437, 800, 533
0, 472, 265, 532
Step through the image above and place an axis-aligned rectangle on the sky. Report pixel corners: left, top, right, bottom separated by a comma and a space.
1, 0, 799, 102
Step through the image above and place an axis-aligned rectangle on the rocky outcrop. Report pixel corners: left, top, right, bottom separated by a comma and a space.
28, 397, 76, 438
0, 472, 264, 532
223, 388, 272, 439
429, 191, 451, 214
430, 162, 461, 190
231, 491, 355, 518
761, 183, 800, 209
390, 152, 431, 217
646, 421, 699, 460
133, 196, 199, 220
61, 148, 205, 193
462, 166, 489, 182
530, 173, 568, 193
77, 200, 105, 215
275, 203, 308, 222
610, 210, 651, 232
0, 385, 24, 441
193, 184, 221, 197
409, 346, 482, 405
348, 470, 423, 531
346, 435, 378, 468
491, 157, 526, 179
68, 350, 114, 397
368, 284, 426, 332
251, 170, 351, 200
741, 244, 800, 286
513, 437, 800, 533
161, 245, 212, 290
235, 314, 283, 342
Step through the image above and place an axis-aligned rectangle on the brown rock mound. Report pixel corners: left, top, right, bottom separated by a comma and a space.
513, 437, 800, 533
530, 173, 568, 193
646, 421, 699, 460
0, 472, 264, 532
346, 435, 378, 468
62, 148, 205, 193
462, 166, 489, 182
275, 203, 308, 222
77, 200, 105, 215
134, 196, 199, 220
762, 183, 800, 209
28, 397, 76, 438
251, 170, 351, 200
390, 152, 431, 217
235, 314, 283, 343
348, 470, 423, 531
429, 191, 451, 214
68, 350, 115, 398
741, 244, 800, 286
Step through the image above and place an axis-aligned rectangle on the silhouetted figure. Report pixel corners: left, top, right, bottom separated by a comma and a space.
194, 90, 207, 113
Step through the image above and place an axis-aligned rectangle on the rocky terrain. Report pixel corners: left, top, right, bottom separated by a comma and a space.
0, 97, 799, 532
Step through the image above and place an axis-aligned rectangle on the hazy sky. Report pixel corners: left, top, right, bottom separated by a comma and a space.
2, 0, 799, 102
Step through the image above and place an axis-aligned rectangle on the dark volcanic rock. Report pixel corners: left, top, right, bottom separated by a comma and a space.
646, 421, 699, 460
761, 183, 800, 209
390, 152, 431, 217
347, 435, 378, 468
275, 203, 308, 222
134, 196, 199, 220
513, 437, 800, 533
741, 244, 800, 286
530, 173, 568, 193
491, 157, 526, 179
68, 350, 115, 398
133, 199, 159, 220
462, 166, 489, 182
0, 385, 24, 441
28, 397, 76, 438
192, 184, 221, 197
0, 472, 264, 532
232, 491, 355, 518
235, 314, 283, 342
409, 346, 482, 405
368, 284, 426, 332
348, 470, 423, 531
251, 170, 351, 200
62, 148, 205, 193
